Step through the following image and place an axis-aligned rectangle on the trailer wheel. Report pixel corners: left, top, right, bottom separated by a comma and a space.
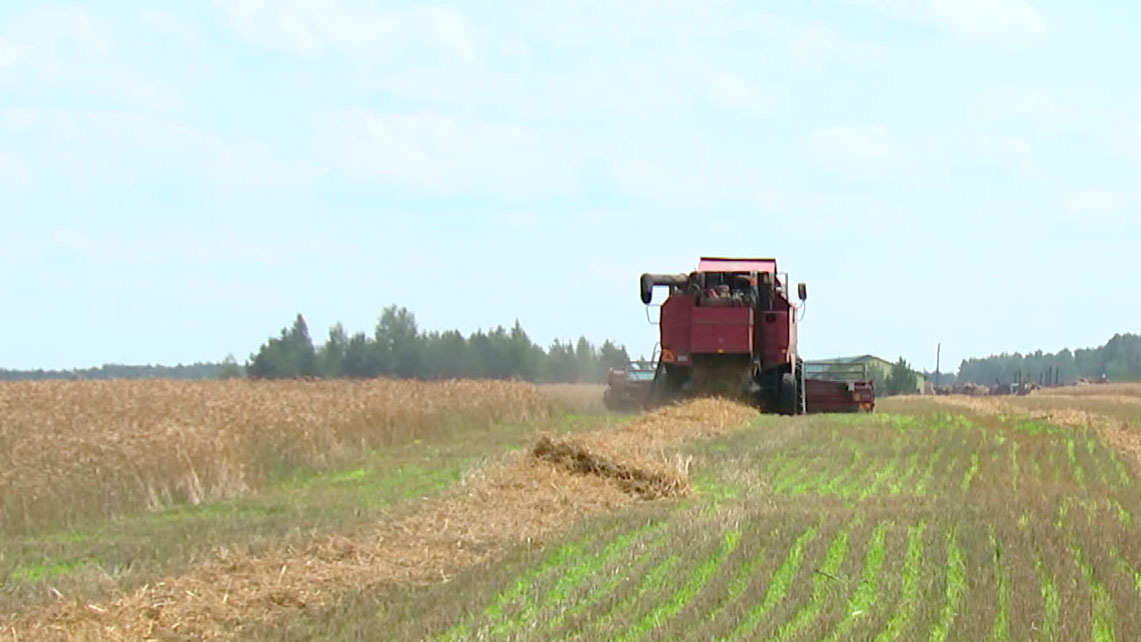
779, 372, 797, 416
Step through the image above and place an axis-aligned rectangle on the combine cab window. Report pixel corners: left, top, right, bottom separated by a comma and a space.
697, 272, 754, 308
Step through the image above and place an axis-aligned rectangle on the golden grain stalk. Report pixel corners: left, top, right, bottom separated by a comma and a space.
0, 379, 563, 532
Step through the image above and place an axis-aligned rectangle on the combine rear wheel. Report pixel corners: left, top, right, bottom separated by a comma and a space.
779, 372, 798, 415
647, 363, 686, 408
796, 359, 806, 414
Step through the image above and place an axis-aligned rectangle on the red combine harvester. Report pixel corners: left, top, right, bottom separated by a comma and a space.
626, 257, 873, 414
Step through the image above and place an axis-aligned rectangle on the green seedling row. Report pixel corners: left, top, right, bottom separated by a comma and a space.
913, 450, 941, 497
1067, 438, 1087, 488
1010, 441, 1020, 493
927, 529, 966, 642
823, 522, 888, 642
857, 455, 899, 500
816, 446, 865, 496
1035, 555, 1060, 642
960, 452, 980, 492
889, 452, 921, 496
436, 535, 590, 642
874, 522, 926, 642
587, 552, 683, 636
616, 528, 741, 642
990, 529, 1010, 642
719, 526, 819, 642
774, 465, 812, 494
548, 526, 674, 640
703, 538, 771, 627
1110, 551, 1141, 602
766, 526, 851, 642
1073, 545, 1116, 642
492, 520, 666, 638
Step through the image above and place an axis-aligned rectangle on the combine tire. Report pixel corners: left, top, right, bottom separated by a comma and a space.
795, 360, 806, 414
603, 387, 618, 411
779, 372, 798, 415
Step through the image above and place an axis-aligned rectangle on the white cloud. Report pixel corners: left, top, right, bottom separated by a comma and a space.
495, 210, 539, 230
420, 6, 477, 63
521, 1, 779, 46
1061, 188, 1134, 232
1, 8, 187, 116
0, 108, 314, 189
706, 72, 787, 114
385, 64, 526, 103
969, 86, 1079, 136
2, 227, 338, 270
799, 125, 971, 188
0, 150, 31, 187
47, 226, 89, 251
611, 160, 722, 206
217, 0, 478, 61
197, 136, 318, 188
141, 9, 203, 44
124, 80, 181, 113
845, 0, 1048, 44
755, 183, 915, 238
0, 37, 55, 72
969, 86, 1141, 165
967, 132, 1041, 180
1109, 124, 1141, 162
787, 24, 887, 70
316, 109, 576, 196
9, 7, 110, 55
801, 125, 896, 181
498, 40, 532, 61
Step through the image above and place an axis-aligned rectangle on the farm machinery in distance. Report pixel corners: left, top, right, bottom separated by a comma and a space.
604, 257, 874, 414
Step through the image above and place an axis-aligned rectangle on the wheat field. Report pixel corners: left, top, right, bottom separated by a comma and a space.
0, 379, 572, 533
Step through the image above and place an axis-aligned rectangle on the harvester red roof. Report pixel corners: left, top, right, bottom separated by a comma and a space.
697, 257, 777, 273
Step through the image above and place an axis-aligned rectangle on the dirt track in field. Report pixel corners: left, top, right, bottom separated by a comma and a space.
1, 398, 756, 641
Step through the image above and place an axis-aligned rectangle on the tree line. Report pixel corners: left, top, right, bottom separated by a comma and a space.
958, 333, 1141, 385
0, 362, 231, 381
246, 306, 631, 383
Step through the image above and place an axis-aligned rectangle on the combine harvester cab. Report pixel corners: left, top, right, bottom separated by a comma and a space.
632, 256, 874, 415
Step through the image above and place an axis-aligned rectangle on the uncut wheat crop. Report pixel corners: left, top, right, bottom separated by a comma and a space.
0, 379, 556, 533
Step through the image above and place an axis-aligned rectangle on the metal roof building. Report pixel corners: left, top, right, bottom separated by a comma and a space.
808, 354, 926, 394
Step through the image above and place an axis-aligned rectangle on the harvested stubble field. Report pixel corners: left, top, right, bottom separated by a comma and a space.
4, 381, 1141, 641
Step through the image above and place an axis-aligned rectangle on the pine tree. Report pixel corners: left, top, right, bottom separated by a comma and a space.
288, 314, 318, 377
318, 323, 348, 378
375, 305, 421, 378
886, 357, 915, 396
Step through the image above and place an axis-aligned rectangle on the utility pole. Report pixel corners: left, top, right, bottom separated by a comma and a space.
935, 343, 941, 389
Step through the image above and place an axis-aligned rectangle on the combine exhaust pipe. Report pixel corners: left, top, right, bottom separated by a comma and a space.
640, 273, 688, 304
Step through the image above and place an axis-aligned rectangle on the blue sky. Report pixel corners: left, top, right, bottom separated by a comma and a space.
1, 1, 1138, 372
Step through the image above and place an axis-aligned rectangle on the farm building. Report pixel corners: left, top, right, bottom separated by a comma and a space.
813, 354, 927, 394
